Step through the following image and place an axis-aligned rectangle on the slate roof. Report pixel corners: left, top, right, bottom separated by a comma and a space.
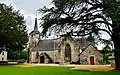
74, 38, 94, 48
29, 31, 40, 35
35, 38, 61, 51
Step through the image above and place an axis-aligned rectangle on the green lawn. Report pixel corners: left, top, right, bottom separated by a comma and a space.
0, 66, 120, 75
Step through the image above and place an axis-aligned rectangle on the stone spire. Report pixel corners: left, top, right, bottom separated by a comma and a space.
34, 18, 38, 32
29, 17, 40, 35
29, 11, 41, 36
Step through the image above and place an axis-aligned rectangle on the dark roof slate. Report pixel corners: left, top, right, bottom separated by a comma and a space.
74, 38, 94, 48
35, 39, 60, 51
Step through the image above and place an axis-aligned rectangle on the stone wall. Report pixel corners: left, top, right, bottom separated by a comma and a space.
59, 36, 80, 64
31, 52, 37, 62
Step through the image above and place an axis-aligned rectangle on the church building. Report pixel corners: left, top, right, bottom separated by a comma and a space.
28, 18, 103, 65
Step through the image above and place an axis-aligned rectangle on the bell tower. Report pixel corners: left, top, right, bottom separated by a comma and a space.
29, 17, 41, 46
28, 17, 41, 63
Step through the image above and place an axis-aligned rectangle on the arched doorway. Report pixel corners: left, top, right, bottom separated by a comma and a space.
40, 53, 45, 63
40, 56, 45, 63
65, 43, 71, 62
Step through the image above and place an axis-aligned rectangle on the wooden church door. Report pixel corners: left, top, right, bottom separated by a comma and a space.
90, 56, 94, 65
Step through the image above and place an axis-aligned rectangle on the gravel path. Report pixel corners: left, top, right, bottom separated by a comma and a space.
71, 65, 115, 71
15, 63, 115, 71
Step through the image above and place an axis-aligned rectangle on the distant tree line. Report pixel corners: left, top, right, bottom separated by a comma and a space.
8, 50, 28, 61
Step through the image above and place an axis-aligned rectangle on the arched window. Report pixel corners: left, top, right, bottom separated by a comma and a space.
65, 43, 71, 61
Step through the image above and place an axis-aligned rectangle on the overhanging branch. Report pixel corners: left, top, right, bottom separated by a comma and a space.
98, 28, 112, 37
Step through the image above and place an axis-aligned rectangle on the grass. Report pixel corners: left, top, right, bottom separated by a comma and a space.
0, 66, 120, 75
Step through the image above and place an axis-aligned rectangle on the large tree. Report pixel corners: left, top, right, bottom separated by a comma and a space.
39, 0, 120, 70
0, 4, 28, 53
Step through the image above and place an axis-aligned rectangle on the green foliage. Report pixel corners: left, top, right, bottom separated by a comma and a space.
103, 45, 113, 64
0, 3, 28, 52
19, 50, 28, 60
8, 50, 27, 60
103, 0, 120, 23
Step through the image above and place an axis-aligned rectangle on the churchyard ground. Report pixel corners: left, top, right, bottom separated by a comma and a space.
0, 65, 120, 75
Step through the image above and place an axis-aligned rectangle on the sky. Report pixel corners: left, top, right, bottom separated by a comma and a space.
0, 0, 108, 49
0, 0, 52, 33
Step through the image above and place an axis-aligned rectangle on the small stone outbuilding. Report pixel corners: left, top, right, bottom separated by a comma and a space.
79, 45, 103, 65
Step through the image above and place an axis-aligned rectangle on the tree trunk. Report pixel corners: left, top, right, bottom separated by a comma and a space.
112, 27, 120, 70
114, 49, 120, 70
27, 48, 30, 63
113, 40, 120, 70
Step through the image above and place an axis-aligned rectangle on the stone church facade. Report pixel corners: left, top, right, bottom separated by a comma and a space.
28, 18, 103, 65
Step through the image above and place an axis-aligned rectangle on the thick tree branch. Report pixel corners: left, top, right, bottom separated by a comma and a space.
98, 28, 112, 37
